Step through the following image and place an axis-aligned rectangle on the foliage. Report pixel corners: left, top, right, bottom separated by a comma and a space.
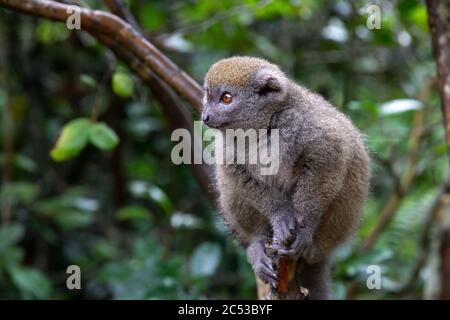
0, 0, 446, 299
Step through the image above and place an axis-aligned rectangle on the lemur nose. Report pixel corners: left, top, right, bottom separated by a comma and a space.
202, 113, 210, 123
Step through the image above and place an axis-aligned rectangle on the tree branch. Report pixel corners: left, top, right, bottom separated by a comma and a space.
0, 0, 216, 200
102, 0, 140, 33
0, 0, 203, 109
98, 0, 215, 200
426, 0, 450, 300
99, 35, 215, 200
427, 0, 450, 163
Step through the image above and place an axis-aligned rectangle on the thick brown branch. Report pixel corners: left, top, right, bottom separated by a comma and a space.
0, 0, 203, 109
98, 0, 215, 200
92, 32, 215, 201
440, 229, 450, 299
426, 0, 450, 300
427, 0, 450, 160
0, 0, 215, 199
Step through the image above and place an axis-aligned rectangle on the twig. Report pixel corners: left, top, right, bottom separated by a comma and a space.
262, 242, 308, 300
276, 257, 292, 294
159, 1, 270, 39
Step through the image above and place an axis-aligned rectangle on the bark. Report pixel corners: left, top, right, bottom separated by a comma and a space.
426, 0, 450, 300
427, 0, 450, 157
439, 229, 450, 299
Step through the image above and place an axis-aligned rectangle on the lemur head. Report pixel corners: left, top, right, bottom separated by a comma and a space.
202, 56, 289, 130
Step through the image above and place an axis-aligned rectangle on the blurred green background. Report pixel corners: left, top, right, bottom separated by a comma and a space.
0, 0, 447, 299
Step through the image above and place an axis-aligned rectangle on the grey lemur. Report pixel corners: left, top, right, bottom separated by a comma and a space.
201, 56, 370, 299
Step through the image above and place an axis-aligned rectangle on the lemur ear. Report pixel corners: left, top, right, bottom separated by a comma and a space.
253, 69, 282, 94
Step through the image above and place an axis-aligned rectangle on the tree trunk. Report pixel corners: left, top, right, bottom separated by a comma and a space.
426, 0, 450, 299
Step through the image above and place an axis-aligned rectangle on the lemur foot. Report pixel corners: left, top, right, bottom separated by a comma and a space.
271, 212, 312, 259
246, 239, 278, 288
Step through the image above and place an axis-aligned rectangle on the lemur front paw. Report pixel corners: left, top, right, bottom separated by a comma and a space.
246, 239, 278, 288
271, 211, 312, 259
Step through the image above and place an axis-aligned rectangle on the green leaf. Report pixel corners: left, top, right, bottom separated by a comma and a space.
55, 210, 94, 230
408, 6, 428, 31
0, 88, 6, 109
51, 118, 91, 161
117, 205, 151, 221
0, 154, 36, 173
379, 99, 422, 115
92, 240, 117, 259
139, 3, 165, 31
170, 212, 202, 229
10, 267, 52, 299
36, 21, 69, 44
0, 182, 38, 205
0, 247, 24, 270
148, 185, 172, 215
189, 242, 222, 278
0, 224, 24, 251
435, 143, 448, 156
80, 74, 97, 87
89, 123, 119, 150
112, 72, 134, 98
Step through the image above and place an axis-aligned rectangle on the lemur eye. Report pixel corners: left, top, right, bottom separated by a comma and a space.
221, 92, 233, 104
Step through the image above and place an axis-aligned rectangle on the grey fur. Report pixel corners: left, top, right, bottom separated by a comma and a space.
202, 57, 370, 299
